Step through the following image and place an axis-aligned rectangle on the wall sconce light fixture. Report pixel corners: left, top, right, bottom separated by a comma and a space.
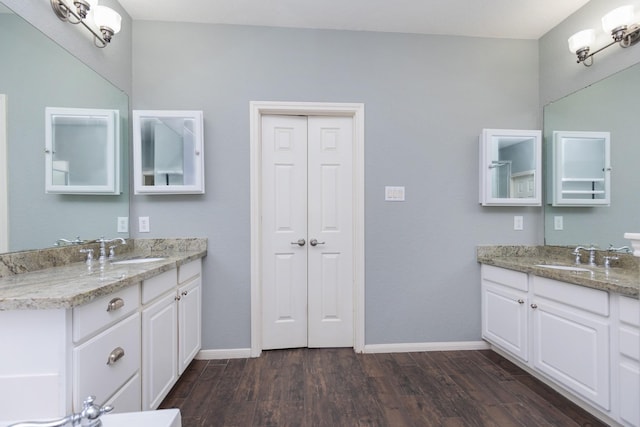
50, 0, 121, 48
568, 5, 640, 66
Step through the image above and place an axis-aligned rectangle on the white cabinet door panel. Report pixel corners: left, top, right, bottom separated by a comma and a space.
532, 300, 609, 410
482, 281, 528, 362
142, 293, 178, 410
178, 277, 201, 374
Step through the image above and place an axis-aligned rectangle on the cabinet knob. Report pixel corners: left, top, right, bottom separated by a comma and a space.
175, 295, 181, 301
106, 347, 125, 365
517, 299, 524, 304
182, 290, 188, 296
106, 297, 124, 312
530, 303, 538, 309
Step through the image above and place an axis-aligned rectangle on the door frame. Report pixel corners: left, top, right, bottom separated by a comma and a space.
249, 101, 365, 357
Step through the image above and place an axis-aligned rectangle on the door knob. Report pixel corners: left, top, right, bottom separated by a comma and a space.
310, 239, 325, 247
291, 239, 306, 246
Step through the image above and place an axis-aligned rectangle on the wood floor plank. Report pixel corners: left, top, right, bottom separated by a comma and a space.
161, 349, 611, 427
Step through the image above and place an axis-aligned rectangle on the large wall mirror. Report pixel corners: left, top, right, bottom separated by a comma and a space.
0, 2, 129, 252
544, 62, 640, 248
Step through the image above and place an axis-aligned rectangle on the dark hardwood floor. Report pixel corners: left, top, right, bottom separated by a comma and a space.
159, 348, 609, 427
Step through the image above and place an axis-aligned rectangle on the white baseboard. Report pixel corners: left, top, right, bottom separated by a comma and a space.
196, 348, 252, 360
362, 341, 490, 354
196, 341, 489, 359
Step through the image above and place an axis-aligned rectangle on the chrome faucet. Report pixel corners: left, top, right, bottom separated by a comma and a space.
94, 237, 127, 263
572, 245, 597, 266
572, 246, 587, 265
7, 396, 113, 427
603, 245, 631, 269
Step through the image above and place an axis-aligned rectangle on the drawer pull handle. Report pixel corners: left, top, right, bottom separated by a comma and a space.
106, 297, 124, 312
107, 347, 125, 365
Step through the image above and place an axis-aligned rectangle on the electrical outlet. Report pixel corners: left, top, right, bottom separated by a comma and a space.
554, 216, 564, 231
514, 216, 524, 230
139, 216, 150, 233
117, 216, 128, 233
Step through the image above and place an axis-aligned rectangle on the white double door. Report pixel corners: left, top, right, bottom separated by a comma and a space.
261, 114, 354, 350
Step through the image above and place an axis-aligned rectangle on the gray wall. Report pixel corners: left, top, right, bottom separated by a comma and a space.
130, 22, 541, 349
1, 0, 132, 94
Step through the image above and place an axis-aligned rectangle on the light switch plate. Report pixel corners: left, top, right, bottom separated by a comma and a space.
554, 216, 564, 230
139, 216, 150, 233
385, 186, 405, 201
514, 216, 524, 230
117, 217, 128, 233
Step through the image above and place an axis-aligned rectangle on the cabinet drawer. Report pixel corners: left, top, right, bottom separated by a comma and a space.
142, 269, 177, 304
619, 296, 639, 327
73, 284, 140, 343
481, 265, 528, 292
73, 313, 140, 411
178, 259, 201, 284
533, 276, 608, 316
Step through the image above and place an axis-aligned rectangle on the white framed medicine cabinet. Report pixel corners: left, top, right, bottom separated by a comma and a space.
132, 110, 204, 195
45, 107, 120, 194
479, 128, 542, 206
552, 131, 610, 207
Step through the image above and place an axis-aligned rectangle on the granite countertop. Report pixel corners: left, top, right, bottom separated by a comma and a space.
0, 239, 207, 310
478, 245, 639, 299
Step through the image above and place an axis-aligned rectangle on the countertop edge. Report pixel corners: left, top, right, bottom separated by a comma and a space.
478, 251, 639, 299
0, 249, 207, 311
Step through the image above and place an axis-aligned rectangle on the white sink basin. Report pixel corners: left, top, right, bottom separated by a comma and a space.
535, 264, 591, 272
111, 257, 166, 265
1, 409, 181, 427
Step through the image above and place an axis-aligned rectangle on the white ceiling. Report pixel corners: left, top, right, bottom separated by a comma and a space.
118, 0, 590, 39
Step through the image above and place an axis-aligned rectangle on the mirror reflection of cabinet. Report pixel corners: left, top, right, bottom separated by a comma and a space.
479, 129, 542, 206
45, 107, 120, 194
132, 110, 204, 195
552, 131, 610, 206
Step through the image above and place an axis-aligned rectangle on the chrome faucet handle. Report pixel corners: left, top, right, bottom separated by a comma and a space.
79, 248, 94, 265
79, 395, 113, 426
603, 255, 619, 268
108, 245, 117, 259
572, 246, 585, 264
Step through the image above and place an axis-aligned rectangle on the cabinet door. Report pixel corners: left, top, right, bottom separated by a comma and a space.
142, 292, 178, 410
178, 277, 202, 375
482, 281, 528, 362
532, 299, 610, 410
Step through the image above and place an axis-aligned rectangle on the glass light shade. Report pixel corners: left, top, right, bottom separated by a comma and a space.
93, 5, 121, 34
568, 29, 595, 53
602, 5, 635, 33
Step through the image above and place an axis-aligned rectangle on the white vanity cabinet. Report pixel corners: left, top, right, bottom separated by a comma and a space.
142, 260, 202, 410
0, 285, 142, 420
531, 276, 610, 410
481, 265, 529, 362
481, 265, 639, 426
